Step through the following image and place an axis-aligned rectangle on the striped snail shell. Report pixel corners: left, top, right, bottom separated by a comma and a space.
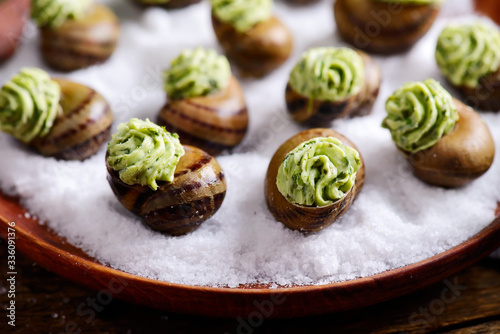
286, 50, 380, 127
133, 0, 202, 9
40, 4, 120, 72
106, 145, 227, 236
31, 78, 113, 161
158, 75, 249, 156
265, 128, 365, 233
0, 0, 29, 64
211, 14, 293, 78
334, 0, 440, 54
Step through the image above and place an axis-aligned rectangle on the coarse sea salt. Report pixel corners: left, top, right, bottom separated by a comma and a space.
0, 0, 498, 287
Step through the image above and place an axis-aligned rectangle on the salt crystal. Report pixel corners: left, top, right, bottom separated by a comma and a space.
0, 0, 498, 287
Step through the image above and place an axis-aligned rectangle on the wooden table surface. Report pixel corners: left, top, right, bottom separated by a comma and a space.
1, 239, 499, 334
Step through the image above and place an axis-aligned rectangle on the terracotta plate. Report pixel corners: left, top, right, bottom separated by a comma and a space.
0, 193, 499, 318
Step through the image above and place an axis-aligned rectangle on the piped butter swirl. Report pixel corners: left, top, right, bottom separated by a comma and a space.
436, 22, 500, 88
0, 68, 60, 143
382, 79, 458, 153
211, 0, 272, 33
107, 118, 185, 191
289, 47, 365, 103
276, 137, 362, 207
31, 0, 93, 28
164, 48, 231, 100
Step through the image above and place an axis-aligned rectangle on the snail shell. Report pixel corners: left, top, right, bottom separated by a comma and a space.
31, 78, 113, 161
403, 99, 495, 188
0, 0, 29, 63
133, 0, 202, 9
212, 14, 293, 78
106, 145, 227, 236
265, 128, 365, 233
460, 66, 500, 112
40, 4, 120, 72
286, 50, 381, 127
157, 75, 249, 156
334, 0, 440, 54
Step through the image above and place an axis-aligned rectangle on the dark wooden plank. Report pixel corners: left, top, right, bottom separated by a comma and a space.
2, 240, 499, 333
445, 320, 500, 334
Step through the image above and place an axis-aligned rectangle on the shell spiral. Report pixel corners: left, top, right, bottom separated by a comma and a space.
107, 118, 185, 191
382, 79, 458, 153
436, 22, 500, 88
0, 68, 60, 143
289, 47, 365, 103
276, 137, 362, 207
31, 0, 93, 28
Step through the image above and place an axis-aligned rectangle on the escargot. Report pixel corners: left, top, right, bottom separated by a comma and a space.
265, 128, 365, 233
211, 0, 293, 77
0, 68, 113, 160
31, 0, 120, 72
0, 0, 30, 63
106, 118, 226, 236
334, 0, 442, 54
132, 0, 202, 9
286, 47, 381, 127
382, 79, 495, 188
436, 22, 500, 111
158, 48, 249, 156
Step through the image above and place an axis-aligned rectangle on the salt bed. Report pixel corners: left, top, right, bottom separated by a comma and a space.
0, 0, 499, 287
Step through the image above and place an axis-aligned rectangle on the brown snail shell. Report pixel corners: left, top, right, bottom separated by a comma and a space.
40, 4, 120, 72
286, 50, 381, 127
459, 66, 500, 112
265, 128, 365, 233
212, 13, 293, 78
157, 75, 249, 156
132, 0, 202, 9
106, 145, 227, 236
0, 0, 29, 63
334, 0, 440, 54
402, 99, 495, 188
31, 78, 113, 161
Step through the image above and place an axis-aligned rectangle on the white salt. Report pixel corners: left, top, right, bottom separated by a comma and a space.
0, 0, 498, 287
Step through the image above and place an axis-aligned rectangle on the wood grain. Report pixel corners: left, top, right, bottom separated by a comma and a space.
0, 192, 499, 318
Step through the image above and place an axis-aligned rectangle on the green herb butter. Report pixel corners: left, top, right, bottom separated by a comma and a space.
289, 47, 365, 106
0, 68, 60, 143
163, 48, 231, 100
107, 118, 185, 191
211, 0, 272, 33
276, 137, 362, 207
31, 0, 93, 28
436, 22, 500, 88
375, 0, 443, 4
382, 79, 458, 153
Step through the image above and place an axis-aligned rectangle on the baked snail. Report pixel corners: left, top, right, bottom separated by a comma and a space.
157, 48, 249, 156
0, 0, 30, 63
286, 47, 381, 127
0, 68, 113, 160
132, 0, 202, 9
265, 128, 365, 233
334, 0, 442, 54
31, 0, 120, 71
382, 79, 495, 188
106, 118, 226, 236
436, 22, 500, 111
211, 0, 293, 77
